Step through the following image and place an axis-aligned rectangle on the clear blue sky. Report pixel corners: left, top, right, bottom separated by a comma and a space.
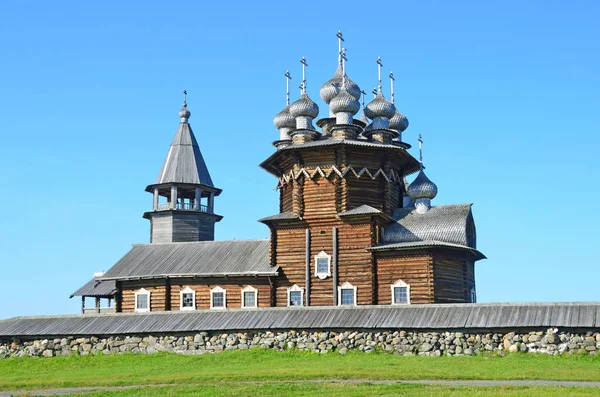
1, 1, 599, 318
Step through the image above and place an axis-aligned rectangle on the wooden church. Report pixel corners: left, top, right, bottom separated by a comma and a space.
71, 34, 485, 314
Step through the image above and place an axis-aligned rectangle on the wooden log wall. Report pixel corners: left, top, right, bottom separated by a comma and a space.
121, 280, 168, 312
119, 278, 271, 312
433, 252, 475, 303
272, 227, 307, 306
375, 252, 434, 304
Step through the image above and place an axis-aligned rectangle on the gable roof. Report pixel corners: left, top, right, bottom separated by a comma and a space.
383, 204, 476, 248
98, 240, 277, 281
153, 121, 214, 187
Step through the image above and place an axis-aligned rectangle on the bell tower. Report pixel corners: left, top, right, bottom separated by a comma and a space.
143, 93, 223, 243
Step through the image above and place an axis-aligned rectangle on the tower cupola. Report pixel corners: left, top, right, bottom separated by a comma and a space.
289, 57, 320, 144
273, 71, 295, 149
388, 72, 409, 141
407, 135, 438, 213
320, 31, 361, 117
143, 92, 223, 243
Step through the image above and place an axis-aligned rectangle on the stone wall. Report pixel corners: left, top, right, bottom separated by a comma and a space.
1, 329, 599, 358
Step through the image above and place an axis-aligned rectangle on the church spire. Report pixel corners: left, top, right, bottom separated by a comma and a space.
143, 94, 223, 243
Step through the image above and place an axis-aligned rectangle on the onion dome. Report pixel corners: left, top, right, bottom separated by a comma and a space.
389, 109, 409, 132
290, 93, 319, 119
319, 65, 361, 104
330, 85, 360, 115
408, 169, 438, 200
179, 104, 191, 121
364, 92, 396, 120
273, 105, 295, 130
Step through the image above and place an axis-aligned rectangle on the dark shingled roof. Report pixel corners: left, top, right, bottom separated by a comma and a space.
258, 212, 301, 223
383, 204, 475, 248
2, 302, 599, 337
153, 121, 214, 187
337, 204, 392, 220
70, 278, 118, 298
99, 240, 278, 281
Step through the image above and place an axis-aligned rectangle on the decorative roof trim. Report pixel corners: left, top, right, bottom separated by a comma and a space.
277, 165, 401, 188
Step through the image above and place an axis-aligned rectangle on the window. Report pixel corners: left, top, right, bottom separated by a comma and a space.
210, 286, 227, 309
391, 280, 411, 305
134, 288, 150, 312
179, 286, 196, 310
314, 251, 331, 279
470, 287, 477, 303
287, 284, 304, 307
241, 285, 258, 308
337, 282, 357, 306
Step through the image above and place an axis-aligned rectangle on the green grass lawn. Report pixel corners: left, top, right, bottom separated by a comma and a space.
1, 350, 599, 395
63, 383, 600, 397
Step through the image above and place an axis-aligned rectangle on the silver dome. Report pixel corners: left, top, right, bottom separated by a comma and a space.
273, 105, 295, 130
364, 92, 396, 120
408, 169, 438, 200
389, 109, 409, 132
319, 65, 361, 104
329, 86, 360, 115
290, 93, 319, 118
179, 104, 191, 120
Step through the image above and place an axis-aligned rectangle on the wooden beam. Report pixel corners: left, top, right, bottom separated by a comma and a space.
305, 228, 311, 306
332, 226, 338, 306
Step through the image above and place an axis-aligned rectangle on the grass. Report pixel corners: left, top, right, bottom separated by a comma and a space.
62, 383, 600, 397
1, 349, 599, 394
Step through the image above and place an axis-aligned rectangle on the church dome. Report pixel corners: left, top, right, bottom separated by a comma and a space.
329, 85, 360, 115
273, 105, 295, 130
389, 109, 409, 132
319, 65, 361, 104
179, 104, 191, 120
290, 93, 319, 119
364, 92, 396, 120
408, 169, 438, 200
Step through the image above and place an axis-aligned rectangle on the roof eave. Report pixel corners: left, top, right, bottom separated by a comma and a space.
366, 243, 486, 261
98, 270, 280, 282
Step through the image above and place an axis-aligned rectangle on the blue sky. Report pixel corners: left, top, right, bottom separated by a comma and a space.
1, 1, 599, 318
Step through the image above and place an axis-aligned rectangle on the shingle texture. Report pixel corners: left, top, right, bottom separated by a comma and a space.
99, 240, 277, 280
383, 204, 475, 248
367, 240, 485, 260
70, 278, 117, 298
258, 212, 300, 223
154, 122, 214, 186
1, 302, 598, 337
338, 204, 384, 217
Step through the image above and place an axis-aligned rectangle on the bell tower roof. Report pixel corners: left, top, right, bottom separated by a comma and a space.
147, 96, 217, 192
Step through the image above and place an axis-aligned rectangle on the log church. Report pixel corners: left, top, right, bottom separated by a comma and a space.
71, 33, 485, 314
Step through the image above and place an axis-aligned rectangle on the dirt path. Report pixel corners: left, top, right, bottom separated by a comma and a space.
2, 379, 599, 396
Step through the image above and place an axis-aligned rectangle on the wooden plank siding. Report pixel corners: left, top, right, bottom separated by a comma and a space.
433, 252, 475, 304
375, 252, 435, 305
119, 278, 271, 312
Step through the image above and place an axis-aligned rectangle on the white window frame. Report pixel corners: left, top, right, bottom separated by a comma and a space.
287, 284, 304, 307
241, 285, 258, 308
179, 286, 196, 311
210, 286, 227, 310
337, 282, 357, 306
391, 280, 411, 305
314, 251, 331, 279
134, 288, 151, 313
470, 287, 477, 303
